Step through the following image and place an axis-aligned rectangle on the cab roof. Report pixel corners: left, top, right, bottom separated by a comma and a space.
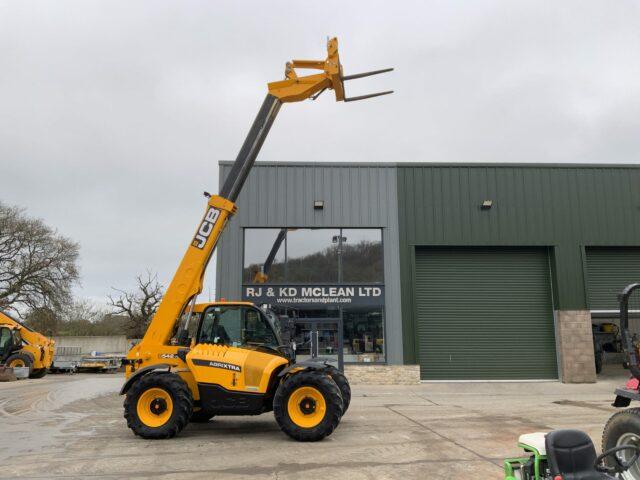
193, 301, 256, 313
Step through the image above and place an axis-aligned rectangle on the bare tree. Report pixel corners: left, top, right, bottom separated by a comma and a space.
0, 202, 80, 314
108, 271, 163, 338
55, 298, 109, 336
24, 306, 59, 336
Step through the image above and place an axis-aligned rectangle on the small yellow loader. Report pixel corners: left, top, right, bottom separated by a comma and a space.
121, 38, 392, 441
0, 310, 55, 378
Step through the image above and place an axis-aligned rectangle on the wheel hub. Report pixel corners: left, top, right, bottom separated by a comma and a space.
150, 398, 168, 416
136, 387, 174, 428
299, 397, 317, 415
617, 433, 640, 480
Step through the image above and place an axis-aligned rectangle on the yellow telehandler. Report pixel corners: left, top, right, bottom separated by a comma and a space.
121, 38, 392, 441
0, 310, 55, 378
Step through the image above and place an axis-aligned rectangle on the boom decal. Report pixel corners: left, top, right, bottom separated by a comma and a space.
192, 207, 221, 249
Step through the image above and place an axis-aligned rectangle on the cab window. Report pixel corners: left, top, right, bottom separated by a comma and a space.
0, 327, 12, 355
197, 306, 277, 347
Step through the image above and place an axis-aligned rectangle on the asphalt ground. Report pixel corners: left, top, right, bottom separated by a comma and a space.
0, 366, 631, 479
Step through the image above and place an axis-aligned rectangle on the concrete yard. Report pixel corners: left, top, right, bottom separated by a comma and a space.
0, 367, 632, 479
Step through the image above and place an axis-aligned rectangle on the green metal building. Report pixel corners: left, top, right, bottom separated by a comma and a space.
217, 162, 640, 383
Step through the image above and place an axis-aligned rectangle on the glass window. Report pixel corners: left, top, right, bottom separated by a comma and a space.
170, 312, 201, 346
285, 229, 340, 283
197, 305, 277, 347
340, 229, 383, 283
243, 229, 286, 284
244, 228, 383, 284
0, 327, 12, 355
342, 307, 385, 363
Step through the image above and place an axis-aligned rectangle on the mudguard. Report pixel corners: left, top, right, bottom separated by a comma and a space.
278, 357, 333, 377
120, 363, 171, 395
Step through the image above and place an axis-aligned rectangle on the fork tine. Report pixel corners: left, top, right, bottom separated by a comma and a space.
342, 68, 394, 81
344, 90, 394, 102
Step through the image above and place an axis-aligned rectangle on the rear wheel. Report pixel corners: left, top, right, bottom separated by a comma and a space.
595, 340, 604, 374
6, 353, 33, 375
190, 409, 215, 423
602, 408, 640, 479
29, 368, 47, 379
273, 370, 343, 442
327, 367, 351, 414
124, 373, 193, 439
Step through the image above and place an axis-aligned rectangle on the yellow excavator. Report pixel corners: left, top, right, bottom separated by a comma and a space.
121, 38, 392, 441
0, 310, 55, 378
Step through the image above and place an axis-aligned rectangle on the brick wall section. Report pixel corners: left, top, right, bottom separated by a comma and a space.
344, 365, 420, 385
556, 310, 596, 383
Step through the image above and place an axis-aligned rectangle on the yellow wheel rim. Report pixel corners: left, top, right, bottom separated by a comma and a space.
136, 388, 173, 428
9, 359, 25, 368
287, 386, 326, 428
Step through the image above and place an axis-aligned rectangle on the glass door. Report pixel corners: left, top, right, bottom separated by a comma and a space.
292, 321, 314, 362
293, 317, 343, 371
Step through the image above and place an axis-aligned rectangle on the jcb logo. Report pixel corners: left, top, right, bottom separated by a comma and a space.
192, 207, 220, 249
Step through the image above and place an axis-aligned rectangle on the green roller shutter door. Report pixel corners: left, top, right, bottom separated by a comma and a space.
415, 247, 557, 380
586, 247, 640, 311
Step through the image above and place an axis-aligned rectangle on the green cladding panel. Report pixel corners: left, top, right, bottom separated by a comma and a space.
415, 247, 557, 380
586, 247, 640, 311
398, 165, 640, 364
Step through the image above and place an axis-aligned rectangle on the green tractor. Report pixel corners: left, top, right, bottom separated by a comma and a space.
602, 283, 640, 479
504, 429, 639, 479
504, 283, 640, 479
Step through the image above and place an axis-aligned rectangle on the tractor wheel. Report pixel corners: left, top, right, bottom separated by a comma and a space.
327, 367, 351, 414
190, 409, 215, 423
595, 342, 604, 374
29, 368, 47, 379
273, 370, 343, 442
6, 353, 33, 375
602, 408, 640, 479
124, 372, 193, 439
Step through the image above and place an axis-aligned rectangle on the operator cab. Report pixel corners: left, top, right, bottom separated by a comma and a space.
0, 326, 21, 363
174, 302, 291, 359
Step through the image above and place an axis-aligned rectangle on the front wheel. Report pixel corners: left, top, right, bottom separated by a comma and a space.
6, 353, 33, 376
273, 370, 343, 442
602, 408, 640, 479
124, 372, 193, 439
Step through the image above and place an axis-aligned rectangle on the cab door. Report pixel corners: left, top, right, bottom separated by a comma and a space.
0, 327, 18, 363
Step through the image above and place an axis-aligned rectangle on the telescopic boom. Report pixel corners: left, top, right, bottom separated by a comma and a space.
128, 38, 393, 362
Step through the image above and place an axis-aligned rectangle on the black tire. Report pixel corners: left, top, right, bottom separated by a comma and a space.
124, 372, 193, 439
29, 368, 47, 379
6, 352, 33, 375
190, 409, 215, 423
602, 408, 640, 478
594, 340, 603, 375
273, 370, 343, 442
595, 351, 603, 375
327, 367, 351, 414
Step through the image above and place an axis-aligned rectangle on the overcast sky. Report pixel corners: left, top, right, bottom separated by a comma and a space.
2, 1, 640, 305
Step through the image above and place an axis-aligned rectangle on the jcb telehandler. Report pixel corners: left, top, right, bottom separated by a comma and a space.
0, 310, 55, 378
121, 38, 392, 441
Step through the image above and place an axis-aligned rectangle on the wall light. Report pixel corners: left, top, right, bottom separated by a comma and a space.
314, 200, 324, 210
481, 200, 493, 210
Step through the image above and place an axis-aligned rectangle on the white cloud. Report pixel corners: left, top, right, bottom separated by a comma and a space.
1, 0, 639, 302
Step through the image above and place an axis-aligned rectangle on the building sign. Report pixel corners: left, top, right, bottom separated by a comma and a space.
242, 284, 385, 307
